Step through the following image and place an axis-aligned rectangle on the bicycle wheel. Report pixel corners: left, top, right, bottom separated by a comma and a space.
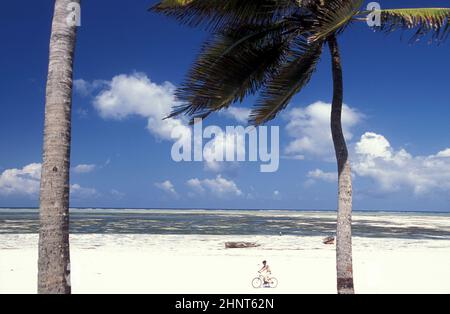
268, 277, 278, 288
252, 277, 262, 288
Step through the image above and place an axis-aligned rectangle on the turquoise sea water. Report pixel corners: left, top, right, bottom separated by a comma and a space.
0, 208, 449, 240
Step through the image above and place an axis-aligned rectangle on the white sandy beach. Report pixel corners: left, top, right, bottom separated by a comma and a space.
1, 234, 449, 294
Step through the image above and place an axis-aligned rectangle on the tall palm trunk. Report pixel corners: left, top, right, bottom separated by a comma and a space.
328, 35, 354, 294
38, 0, 79, 294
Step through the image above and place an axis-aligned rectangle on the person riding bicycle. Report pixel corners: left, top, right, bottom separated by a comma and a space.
258, 260, 272, 284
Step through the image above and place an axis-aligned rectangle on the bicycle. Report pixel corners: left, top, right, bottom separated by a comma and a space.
252, 272, 278, 288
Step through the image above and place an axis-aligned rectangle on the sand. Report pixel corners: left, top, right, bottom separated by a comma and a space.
1, 234, 449, 294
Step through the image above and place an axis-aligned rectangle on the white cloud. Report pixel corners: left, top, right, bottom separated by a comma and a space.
355, 132, 392, 159
285, 101, 362, 159
85, 73, 259, 173
155, 180, 178, 198
70, 184, 98, 198
353, 132, 450, 194
0, 163, 100, 199
73, 164, 96, 174
74, 79, 91, 96
307, 169, 338, 183
202, 129, 246, 172
186, 178, 205, 194
186, 175, 243, 198
74, 79, 108, 97
0, 163, 41, 196
89, 74, 260, 173
220, 107, 251, 123
282, 155, 305, 160
92, 73, 191, 141
436, 148, 450, 158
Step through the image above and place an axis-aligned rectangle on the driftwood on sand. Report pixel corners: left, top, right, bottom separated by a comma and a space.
225, 242, 260, 249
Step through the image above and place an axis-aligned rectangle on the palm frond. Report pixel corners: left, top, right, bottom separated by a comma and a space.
153, 0, 193, 9
168, 22, 299, 121
372, 8, 450, 43
249, 39, 324, 125
308, 0, 363, 42
151, 0, 306, 30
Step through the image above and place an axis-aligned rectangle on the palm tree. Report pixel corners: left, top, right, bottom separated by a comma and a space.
152, 0, 450, 294
38, 0, 80, 294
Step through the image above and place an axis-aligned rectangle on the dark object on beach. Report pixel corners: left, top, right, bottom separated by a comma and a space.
323, 236, 335, 245
225, 242, 260, 249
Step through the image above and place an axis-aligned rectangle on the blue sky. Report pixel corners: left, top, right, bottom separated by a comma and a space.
0, 0, 449, 211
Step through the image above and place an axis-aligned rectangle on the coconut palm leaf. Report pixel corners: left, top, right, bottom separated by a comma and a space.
249, 39, 323, 125
308, 0, 363, 42
373, 8, 450, 42
153, 0, 193, 8
151, 0, 308, 30
168, 22, 298, 121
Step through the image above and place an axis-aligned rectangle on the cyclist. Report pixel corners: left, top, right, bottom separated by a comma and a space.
258, 260, 272, 284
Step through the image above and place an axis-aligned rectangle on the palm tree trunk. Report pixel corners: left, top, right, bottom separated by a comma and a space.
328, 35, 354, 294
38, 0, 79, 294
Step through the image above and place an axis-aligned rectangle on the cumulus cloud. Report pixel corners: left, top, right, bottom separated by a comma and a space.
186, 175, 243, 198
435, 148, 450, 158
88, 74, 262, 173
355, 132, 392, 158
0, 163, 41, 196
285, 101, 362, 159
220, 107, 251, 123
155, 180, 179, 198
70, 184, 98, 198
92, 73, 191, 141
307, 169, 338, 183
353, 132, 450, 194
202, 129, 246, 172
0, 163, 99, 199
186, 178, 205, 194
73, 164, 96, 174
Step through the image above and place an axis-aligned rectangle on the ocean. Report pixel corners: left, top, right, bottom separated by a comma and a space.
0, 208, 449, 240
